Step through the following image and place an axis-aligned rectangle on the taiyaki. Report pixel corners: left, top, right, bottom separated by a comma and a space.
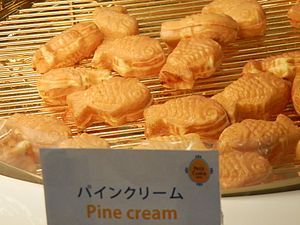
4, 114, 71, 161
292, 74, 300, 115
161, 13, 239, 47
212, 72, 291, 123
144, 95, 230, 139
296, 140, 300, 160
288, 1, 300, 28
0, 119, 37, 172
220, 150, 272, 189
133, 133, 209, 150
58, 133, 109, 148
91, 36, 166, 78
159, 37, 223, 89
93, 6, 139, 39
33, 22, 103, 74
243, 51, 300, 81
218, 114, 300, 164
37, 67, 111, 105
202, 0, 266, 38
66, 77, 153, 128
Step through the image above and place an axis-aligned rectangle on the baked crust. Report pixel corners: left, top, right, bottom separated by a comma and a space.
92, 36, 166, 78
202, 0, 266, 38
144, 95, 230, 139
212, 72, 291, 123
37, 67, 110, 105
66, 77, 153, 128
218, 114, 300, 164
159, 37, 223, 89
161, 12, 239, 47
32, 22, 103, 74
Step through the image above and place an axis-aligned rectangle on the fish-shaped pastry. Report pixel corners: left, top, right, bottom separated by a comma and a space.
144, 95, 230, 139
66, 77, 153, 128
292, 74, 300, 115
212, 72, 291, 123
33, 22, 103, 74
159, 37, 223, 89
220, 150, 272, 189
161, 13, 239, 48
0, 119, 37, 172
37, 67, 111, 105
218, 114, 300, 164
133, 133, 209, 150
202, 0, 266, 38
91, 36, 166, 78
4, 114, 71, 162
296, 140, 300, 160
58, 133, 109, 148
243, 51, 300, 81
288, 1, 300, 28
93, 6, 139, 39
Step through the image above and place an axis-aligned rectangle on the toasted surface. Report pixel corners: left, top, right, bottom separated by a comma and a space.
212, 72, 291, 123
37, 67, 111, 105
161, 12, 239, 47
58, 133, 109, 148
288, 2, 300, 28
144, 95, 230, 139
292, 74, 300, 115
4, 114, 71, 161
220, 150, 272, 189
159, 37, 223, 89
134, 133, 209, 150
218, 114, 300, 164
93, 6, 139, 39
202, 0, 266, 38
243, 51, 300, 81
296, 139, 300, 160
32, 22, 103, 74
66, 76, 153, 128
92, 36, 166, 78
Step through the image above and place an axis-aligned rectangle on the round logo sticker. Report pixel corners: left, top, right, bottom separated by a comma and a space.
187, 156, 211, 185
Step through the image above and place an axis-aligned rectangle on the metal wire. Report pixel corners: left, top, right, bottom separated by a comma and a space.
0, 0, 300, 186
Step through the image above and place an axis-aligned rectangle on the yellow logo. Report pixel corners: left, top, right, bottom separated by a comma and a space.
185, 155, 212, 185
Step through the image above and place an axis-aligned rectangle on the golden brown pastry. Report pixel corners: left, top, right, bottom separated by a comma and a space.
288, 1, 300, 28
133, 133, 209, 150
93, 6, 139, 39
91, 36, 166, 78
296, 139, 300, 160
58, 133, 109, 148
37, 67, 111, 105
161, 13, 239, 47
220, 150, 272, 189
0, 119, 37, 172
32, 22, 103, 74
144, 95, 230, 139
243, 51, 300, 81
66, 77, 153, 128
159, 37, 223, 89
292, 73, 300, 115
218, 114, 300, 164
4, 114, 71, 162
202, 0, 266, 38
212, 72, 291, 123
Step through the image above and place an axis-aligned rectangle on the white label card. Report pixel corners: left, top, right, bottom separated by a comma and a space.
41, 149, 221, 225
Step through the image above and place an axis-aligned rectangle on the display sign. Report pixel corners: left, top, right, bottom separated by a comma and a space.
41, 149, 221, 225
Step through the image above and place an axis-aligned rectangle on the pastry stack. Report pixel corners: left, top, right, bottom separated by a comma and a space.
1, 1, 300, 190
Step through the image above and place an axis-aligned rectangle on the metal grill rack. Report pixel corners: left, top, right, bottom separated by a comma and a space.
1, 0, 300, 194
